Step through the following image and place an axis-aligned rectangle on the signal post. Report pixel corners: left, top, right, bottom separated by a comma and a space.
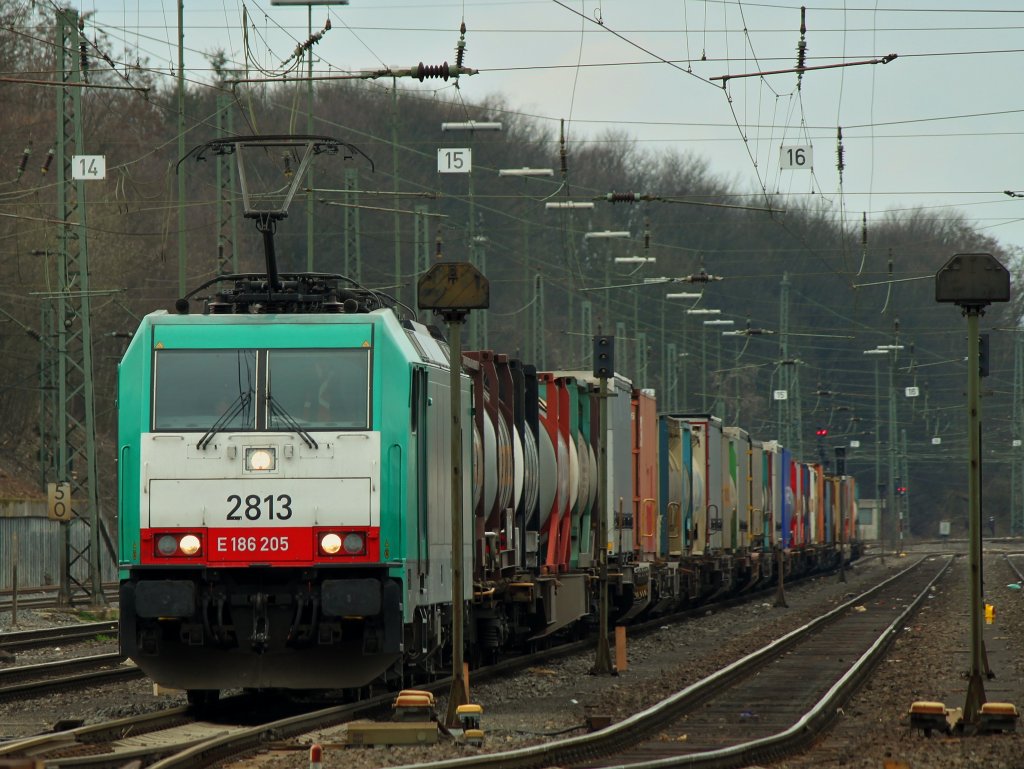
417, 262, 489, 727
935, 252, 1010, 726
591, 334, 615, 675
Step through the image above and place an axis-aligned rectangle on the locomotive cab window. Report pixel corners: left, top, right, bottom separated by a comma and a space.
267, 349, 370, 430
153, 349, 257, 430
152, 348, 369, 432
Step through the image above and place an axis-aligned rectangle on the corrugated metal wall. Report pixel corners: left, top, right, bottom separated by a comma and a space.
0, 500, 116, 590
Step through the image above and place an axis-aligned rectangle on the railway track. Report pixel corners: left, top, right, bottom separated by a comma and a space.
0, 692, 394, 769
0, 653, 143, 703
0, 558, 925, 769
364, 554, 950, 769
569, 555, 951, 768
0, 584, 120, 614
0, 621, 118, 653
0, 704, 199, 767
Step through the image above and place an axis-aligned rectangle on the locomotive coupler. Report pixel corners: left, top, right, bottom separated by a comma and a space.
251, 592, 269, 653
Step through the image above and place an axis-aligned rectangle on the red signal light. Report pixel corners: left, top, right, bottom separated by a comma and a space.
816, 428, 828, 437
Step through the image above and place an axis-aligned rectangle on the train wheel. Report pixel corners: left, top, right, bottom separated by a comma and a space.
186, 689, 220, 707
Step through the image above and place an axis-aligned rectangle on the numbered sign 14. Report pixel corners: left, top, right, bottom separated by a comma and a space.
779, 145, 812, 170
438, 148, 472, 174
72, 154, 106, 180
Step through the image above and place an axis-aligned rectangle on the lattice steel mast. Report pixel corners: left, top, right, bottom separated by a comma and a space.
51, 7, 105, 605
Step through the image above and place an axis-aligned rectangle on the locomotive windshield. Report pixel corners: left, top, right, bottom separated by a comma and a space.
267, 349, 370, 430
153, 349, 257, 430
152, 348, 370, 431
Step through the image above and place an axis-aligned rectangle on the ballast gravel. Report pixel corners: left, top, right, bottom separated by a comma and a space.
3, 550, 1022, 769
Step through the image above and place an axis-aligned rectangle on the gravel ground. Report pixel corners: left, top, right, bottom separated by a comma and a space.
769, 552, 1024, 769
5, 551, 1021, 769
0, 608, 118, 668
221, 554, 933, 769
0, 609, 187, 740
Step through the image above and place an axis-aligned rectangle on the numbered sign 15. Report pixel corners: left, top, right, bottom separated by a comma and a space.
438, 148, 472, 174
72, 154, 106, 180
779, 145, 812, 170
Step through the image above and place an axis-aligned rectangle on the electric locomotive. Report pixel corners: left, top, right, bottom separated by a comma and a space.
117, 279, 475, 703
118, 136, 480, 704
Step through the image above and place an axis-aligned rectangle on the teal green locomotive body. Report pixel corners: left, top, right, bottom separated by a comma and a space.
117, 308, 471, 695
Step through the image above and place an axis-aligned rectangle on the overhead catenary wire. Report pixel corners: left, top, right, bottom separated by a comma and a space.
2, 4, 1007, 409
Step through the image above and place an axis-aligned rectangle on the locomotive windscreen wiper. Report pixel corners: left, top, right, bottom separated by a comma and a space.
267, 394, 319, 449
197, 392, 252, 450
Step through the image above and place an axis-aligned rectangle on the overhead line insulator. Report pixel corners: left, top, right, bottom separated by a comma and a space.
41, 146, 55, 175
416, 62, 451, 81
78, 15, 89, 81
455, 21, 467, 69
796, 6, 808, 88
559, 119, 568, 179
16, 142, 31, 182
605, 191, 643, 203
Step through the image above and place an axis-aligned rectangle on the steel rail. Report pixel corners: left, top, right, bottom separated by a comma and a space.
79, 558, 946, 769
0, 621, 117, 652
0, 558, 901, 769
0, 584, 119, 608
0, 706, 193, 758
0, 652, 124, 683
144, 694, 397, 769
374, 555, 950, 769
0, 656, 142, 703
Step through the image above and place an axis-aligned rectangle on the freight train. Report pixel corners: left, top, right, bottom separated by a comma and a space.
116, 275, 858, 705
116, 137, 858, 706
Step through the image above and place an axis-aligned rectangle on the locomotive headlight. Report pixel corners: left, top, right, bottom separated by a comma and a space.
320, 533, 343, 555
245, 447, 276, 471
342, 532, 366, 555
179, 534, 202, 556
156, 534, 179, 556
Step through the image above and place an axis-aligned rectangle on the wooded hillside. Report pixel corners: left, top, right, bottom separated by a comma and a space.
1, 1, 1020, 541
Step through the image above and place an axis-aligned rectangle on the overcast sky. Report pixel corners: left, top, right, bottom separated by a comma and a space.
80, 0, 1024, 260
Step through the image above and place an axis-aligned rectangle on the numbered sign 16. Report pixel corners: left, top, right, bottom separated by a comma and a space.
72, 154, 106, 180
779, 145, 812, 170
438, 148, 472, 174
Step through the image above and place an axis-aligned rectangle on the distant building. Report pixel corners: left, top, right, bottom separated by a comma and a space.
856, 498, 880, 542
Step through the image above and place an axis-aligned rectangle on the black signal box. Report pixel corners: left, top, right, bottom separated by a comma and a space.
935, 252, 1010, 308
593, 335, 615, 379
